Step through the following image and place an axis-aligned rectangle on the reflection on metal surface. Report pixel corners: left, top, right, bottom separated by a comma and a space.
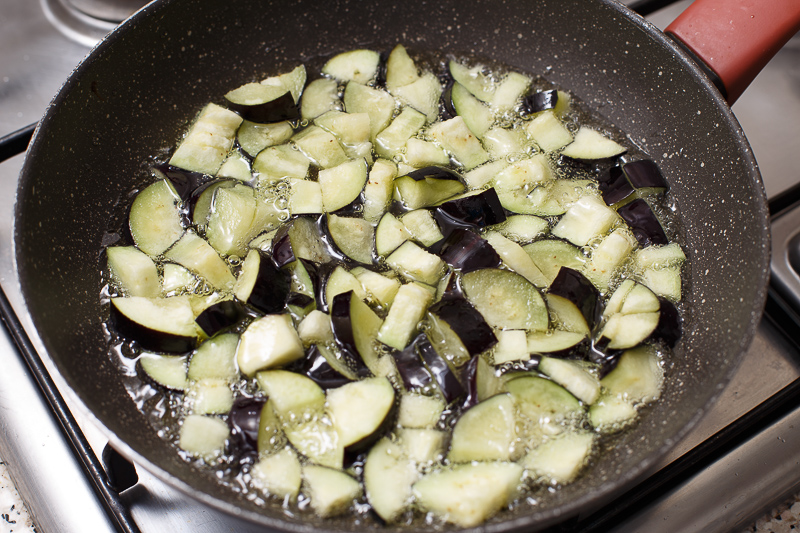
64, 0, 150, 22
41, 0, 117, 47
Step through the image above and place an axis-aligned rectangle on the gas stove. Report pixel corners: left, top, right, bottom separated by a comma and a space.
1, 1, 799, 532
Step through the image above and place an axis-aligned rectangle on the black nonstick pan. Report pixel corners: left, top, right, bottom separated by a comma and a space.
14, 0, 799, 530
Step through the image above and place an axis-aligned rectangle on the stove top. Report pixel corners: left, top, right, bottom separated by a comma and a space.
1, 1, 799, 532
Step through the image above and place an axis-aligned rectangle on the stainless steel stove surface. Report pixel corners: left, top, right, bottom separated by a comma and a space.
1, 1, 799, 532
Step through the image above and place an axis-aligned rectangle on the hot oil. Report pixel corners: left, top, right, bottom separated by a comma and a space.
101, 44, 686, 527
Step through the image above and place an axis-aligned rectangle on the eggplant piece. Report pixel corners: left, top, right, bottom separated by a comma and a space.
300, 344, 359, 389
548, 267, 601, 330
441, 80, 457, 119
228, 396, 267, 455
598, 165, 634, 206
652, 298, 682, 348
428, 297, 497, 356
617, 198, 669, 247
448, 393, 516, 463
138, 353, 188, 391
521, 89, 558, 115
392, 335, 435, 391
226, 88, 300, 124
195, 300, 248, 337
271, 225, 295, 268
622, 159, 669, 192
394, 167, 466, 210
329, 291, 382, 377
434, 188, 506, 231
588, 336, 624, 379
234, 250, 291, 314
459, 355, 480, 410
236, 315, 305, 376
326, 377, 396, 452
416, 334, 465, 404
433, 228, 501, 273
153, 162, 210, 201
110, 296, 198, 354
128, 179, 185, 257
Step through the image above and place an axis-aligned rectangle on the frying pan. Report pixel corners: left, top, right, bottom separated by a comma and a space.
14, 0, 800, 530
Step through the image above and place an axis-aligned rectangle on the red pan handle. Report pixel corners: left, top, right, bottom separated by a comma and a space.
666, 0, 800, 105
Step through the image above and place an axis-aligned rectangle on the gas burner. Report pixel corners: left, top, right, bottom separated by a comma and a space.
41, 0, 147, 46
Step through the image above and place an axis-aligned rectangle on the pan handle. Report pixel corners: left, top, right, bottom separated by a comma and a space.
665, 0, 800, 105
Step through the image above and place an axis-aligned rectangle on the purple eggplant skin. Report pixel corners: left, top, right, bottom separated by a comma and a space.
588, 336, 623, 379
403, 166, 463, 182
229, 396, 267, 458
417, 334, 466, 404
521, 89, 558, 116
432, 228, 501, 273
459, 355, 480, 410
622, 159, 669, 192
434, 188, 507, 232
392, 335, 435, 391
270, 225, 295, 268
153, 162, 211, 201
299, 345, 355, 390
549, 267, 602, 330
441, 80, 457, 120
651, 298, 682, 348
226, 91, 300, 124
286, 292, 315, 308
617, 198, 669, 247
242, 251, 291, 315
109, 303, 197, 354
598, 165, 635, 206
429, 297, 498, 356
195, 300, 248, 337
328, 291, 377, 378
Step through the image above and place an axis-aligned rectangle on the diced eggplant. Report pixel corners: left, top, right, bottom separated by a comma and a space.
397, 392, 446, 429
600, 345, 663, 404
195, 300, 248, 337
329, 291, 384, 377
526, 330, 586, 355
416, 334, 465, 404
617, 198, 669, 247
138, 353, 188, 391
588, 394, 639, 430
622, 159, 669, 193
236, 314, 305, 376
322, 49, 381, 85
234, 249, 291, 314
448, 393, 516, 462
228, 396, 266, 454
270, 226, 295, 267
412, 462, 523, 528
363, 159, 398, 223
351, 268, 401, 308
318, 158, 368, 212
587, 336, 624, 378
326, 377, 396, 452
301, 78, 341, 121
363, 437, 418, 523
377, 283, 432, 350
560, 127, 626, 160
434, 188, 506, 231
448, 61, 494, 103
434, 228, 501, 273
129, 179, 185, 257
490, 71, 530, 111
461, 268, 548, 332
169, 103, 243, 175
505, 375, 583, 441
293, 126, 349, 169
446, 81, 494, 137
178, 414, 230, 462
400, 210, 443, 248
522, 431, 594, 484
392, 334, 435, 392
253, 143, 311, 181
110, 296, 198, 353
394, 167, 466, 210
538, 356, 600, 405
548, 267, 601, 330
491, 330, 529, 365
598, 165, 635, 206
106, 246, 161, 298
164, 232, 236, 291
375, 107, 427, 159
428, 297, 497, 356
300, 344, 360, 389
521, 89, 558, 115
152, 162, 210, 202
525, 111, 572, 152
343, 82, 396, 142
296, 310, 334, 346
399, 427, 447, 465
427, 116, 490, 170
250, 447, 302, 501
582, 228, 637, 292
224, 66, 305, 123
385, 44, 419, 89
392, 71, 443, 123
325, 214, 374, 264
237, 120, 294, 158
523, 239, 586, 285
285, 216, 336, 264
302, 465, 362, 518
484, 231, 549, 288
494, 215, 549, 244
385, 241, 446, 286
552, 195, 619, 247
189, 381, 233, 417
187, 332, 239, 382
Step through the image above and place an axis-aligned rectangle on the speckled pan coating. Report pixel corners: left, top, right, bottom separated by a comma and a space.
15, 0, 770, 531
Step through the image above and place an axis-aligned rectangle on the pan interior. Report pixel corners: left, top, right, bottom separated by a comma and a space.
15, 0, 769, 530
